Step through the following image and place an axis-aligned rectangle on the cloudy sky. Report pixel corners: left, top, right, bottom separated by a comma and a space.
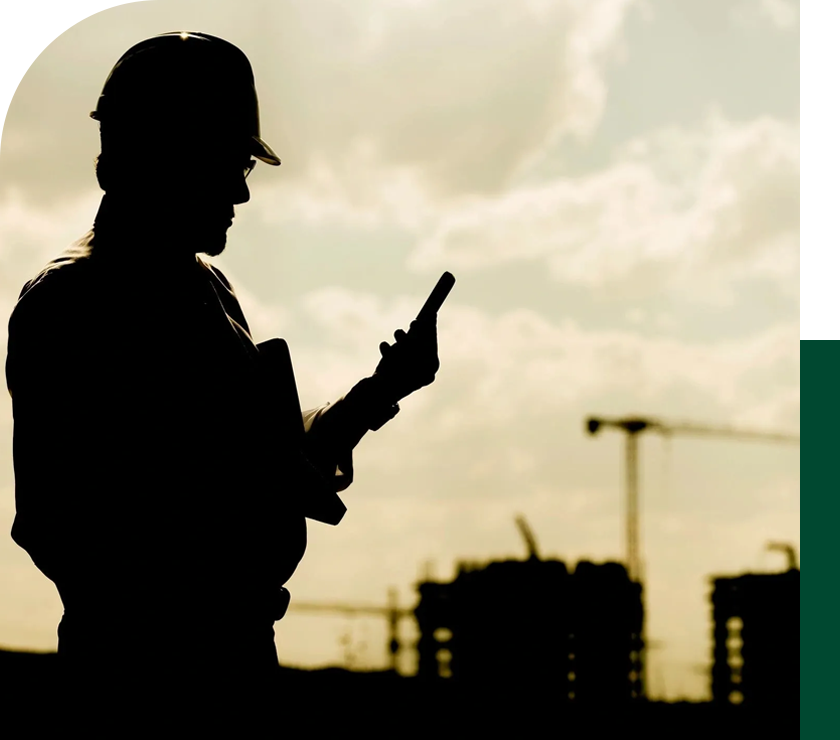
0, 0, 799, 700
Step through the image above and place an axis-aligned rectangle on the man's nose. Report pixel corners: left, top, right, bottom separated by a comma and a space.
233, 177, 250, 205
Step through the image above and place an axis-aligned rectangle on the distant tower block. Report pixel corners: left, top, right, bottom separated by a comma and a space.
414, 558, 644, 705
571, 561, 644, 704
710, 568, 799, 708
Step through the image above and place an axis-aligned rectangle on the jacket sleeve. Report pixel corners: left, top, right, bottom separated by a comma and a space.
301, 377, 401, 494
302, 403, 354, 493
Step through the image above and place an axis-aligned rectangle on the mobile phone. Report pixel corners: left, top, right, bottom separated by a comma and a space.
416, 271, 455, 322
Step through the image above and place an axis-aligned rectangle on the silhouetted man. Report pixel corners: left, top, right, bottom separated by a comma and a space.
5, 32, 438, 732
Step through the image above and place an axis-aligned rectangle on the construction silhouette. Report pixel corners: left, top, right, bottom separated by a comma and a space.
287, 587, 411, 672
710, 546, 799, 710
286, 517, 545, 675
412, 518, 644, 705
585, 415, 800, 697
1, 547, 799, 735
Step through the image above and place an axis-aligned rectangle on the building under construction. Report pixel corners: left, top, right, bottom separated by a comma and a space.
414, 557, 644, 705
710, 566, 799, 709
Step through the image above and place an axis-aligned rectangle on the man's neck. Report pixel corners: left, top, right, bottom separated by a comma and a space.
91, 193, 207, 270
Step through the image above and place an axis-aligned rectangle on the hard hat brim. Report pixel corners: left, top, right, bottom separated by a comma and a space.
252, 135, 281, 166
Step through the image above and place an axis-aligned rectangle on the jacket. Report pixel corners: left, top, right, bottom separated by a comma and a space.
5, 230, 374, 626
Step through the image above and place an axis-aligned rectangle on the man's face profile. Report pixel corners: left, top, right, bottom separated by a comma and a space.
90, 32, 281, 258
99, 133, 254, 258
164, 143, 254, 257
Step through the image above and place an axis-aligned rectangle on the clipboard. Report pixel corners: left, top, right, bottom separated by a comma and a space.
257, 337, 347, 526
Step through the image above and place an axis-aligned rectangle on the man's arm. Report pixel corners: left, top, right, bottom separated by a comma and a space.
301, 375, 400, 493
298, 313, 439, 492
6, 275, 124, 584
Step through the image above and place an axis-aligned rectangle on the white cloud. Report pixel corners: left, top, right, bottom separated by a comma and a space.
247, 0, 640, 226
0, 186, 799, 475
762, 0, 799, 29
281, 287, 799, 434
0, 188, 99, 261
731, 385, 799, 429
0, 188, 100, 314
731, 0, 799, 31
211, 258, 294, 343
0, 0, 640, 208
409, 113, 799, 303
255, 142, 433, 232
436, 307, 798, 428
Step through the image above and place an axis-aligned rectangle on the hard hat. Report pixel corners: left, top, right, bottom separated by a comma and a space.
90, 31, 280, 166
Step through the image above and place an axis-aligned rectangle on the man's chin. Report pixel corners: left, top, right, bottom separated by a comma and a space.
193, 230, 229, 258
200, 242, 227, 258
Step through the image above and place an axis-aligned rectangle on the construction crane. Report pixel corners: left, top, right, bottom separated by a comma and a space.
585, 415, 800, 697
585, 416, 799, 583
286, 587, 413, 672
514, 514, 541, 560
767, 541, 799, 571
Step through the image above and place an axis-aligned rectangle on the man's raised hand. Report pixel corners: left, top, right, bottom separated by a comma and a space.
374, 316, 439, 403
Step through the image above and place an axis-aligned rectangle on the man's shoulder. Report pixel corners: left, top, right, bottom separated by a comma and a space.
10, 242, 97, 331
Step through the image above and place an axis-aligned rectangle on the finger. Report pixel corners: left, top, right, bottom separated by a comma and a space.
379, 341, 391, 356
394, 329, 408, 342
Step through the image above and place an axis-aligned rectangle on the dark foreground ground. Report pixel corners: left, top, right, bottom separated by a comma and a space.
0, 648, 797, 738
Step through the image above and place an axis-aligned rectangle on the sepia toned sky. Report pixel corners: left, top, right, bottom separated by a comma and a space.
0, 0, 799, 700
